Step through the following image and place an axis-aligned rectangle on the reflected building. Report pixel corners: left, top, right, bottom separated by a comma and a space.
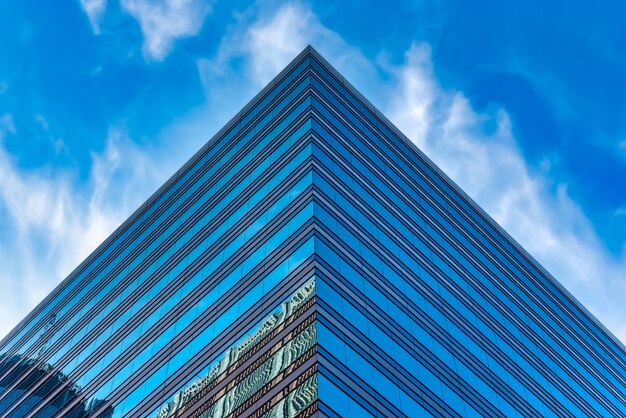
0, 46, 625, 417
0, 354, 113, 417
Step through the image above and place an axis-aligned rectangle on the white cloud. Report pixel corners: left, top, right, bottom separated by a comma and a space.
202, 1, 373, 89
388, 43, 626, 343
0, 124, 163, 339
80, 0, 108, 34
243, 3, 324, 85
194, 1, 374, 157
121, 0, 212, 61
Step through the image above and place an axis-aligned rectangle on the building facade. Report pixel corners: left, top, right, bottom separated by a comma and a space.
0, 47, 625, 417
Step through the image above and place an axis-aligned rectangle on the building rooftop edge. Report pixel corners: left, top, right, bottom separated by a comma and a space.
6, 44, 624, 355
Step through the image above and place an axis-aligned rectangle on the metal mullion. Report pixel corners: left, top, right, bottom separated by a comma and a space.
318, 307, 504, 418
315, 267, 533, 418
316, 351, 409, 418
178, 313, 317, 418
130, 264, 318, 418
312, 189, 591, 416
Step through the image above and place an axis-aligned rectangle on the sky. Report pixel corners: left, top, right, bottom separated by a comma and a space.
0, 0, 625, 344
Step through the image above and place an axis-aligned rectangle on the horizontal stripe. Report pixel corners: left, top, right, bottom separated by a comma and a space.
306, 55, 626, 370
311, 174, 605, 416
308, 88, 626, 408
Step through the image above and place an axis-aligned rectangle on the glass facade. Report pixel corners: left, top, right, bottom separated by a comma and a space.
0, 46, 625, 417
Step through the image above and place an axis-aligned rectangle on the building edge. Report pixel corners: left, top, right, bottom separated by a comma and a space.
3, 44, 624, 357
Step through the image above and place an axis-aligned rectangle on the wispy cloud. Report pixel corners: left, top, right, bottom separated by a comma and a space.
80, 0, 212, 59
120, 0, 212, 61
201, 1, 372, 89
194, 1, 373, 152
80, 0, 108, 34
388, 43, 626, 342
0, 124, 163, 338
243, 2, 337, 85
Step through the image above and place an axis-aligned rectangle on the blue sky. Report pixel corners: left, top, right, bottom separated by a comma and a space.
0, 0, 625, 343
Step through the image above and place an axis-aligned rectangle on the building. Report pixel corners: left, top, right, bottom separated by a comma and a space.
1, 46, 625, 418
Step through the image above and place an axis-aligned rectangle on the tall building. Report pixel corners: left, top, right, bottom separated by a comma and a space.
1, 46, 625, 418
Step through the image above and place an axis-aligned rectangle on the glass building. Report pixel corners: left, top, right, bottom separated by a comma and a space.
1, 46, 625, 418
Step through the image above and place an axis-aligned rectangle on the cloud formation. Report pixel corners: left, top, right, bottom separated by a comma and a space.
201, 1, 372, 89
121, 0, 212, 61
388, 43, 626, 342
0, 125, 162, 338
80, 0, 108, 34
